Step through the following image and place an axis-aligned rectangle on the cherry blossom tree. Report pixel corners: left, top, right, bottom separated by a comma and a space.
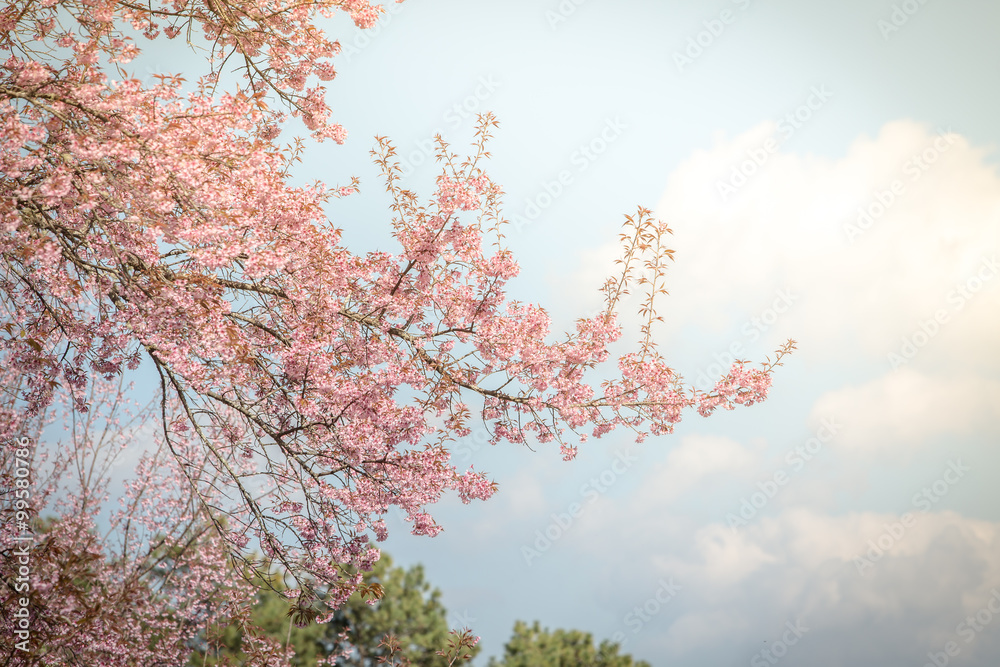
0, 378, 479, 665
0, 379, 306, 666
1, 0, 794, 658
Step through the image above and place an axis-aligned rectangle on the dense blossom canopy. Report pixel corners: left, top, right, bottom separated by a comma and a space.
0, 0, 793, 662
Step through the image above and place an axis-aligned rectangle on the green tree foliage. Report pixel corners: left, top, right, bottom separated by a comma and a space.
326, 553, 468, 665
487, 620, 651, 667
196, 553, 477, 666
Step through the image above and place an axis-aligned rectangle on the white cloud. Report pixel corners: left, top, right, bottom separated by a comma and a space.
635, 434, 759, 504
498, 120, 1000, 666
808, 368, 1000, 450
583, 506, 1000, 665
569, 120, 1000, 374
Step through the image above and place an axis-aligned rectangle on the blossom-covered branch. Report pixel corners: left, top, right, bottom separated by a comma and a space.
1, 0, 794, 627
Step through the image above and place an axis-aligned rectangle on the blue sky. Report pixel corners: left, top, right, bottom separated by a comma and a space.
127, 1, 1000, 664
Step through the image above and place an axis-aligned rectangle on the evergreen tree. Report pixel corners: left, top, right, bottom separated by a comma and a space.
488, 620, 650, 667
201, 553, 477, 666
326, 554, 463, 666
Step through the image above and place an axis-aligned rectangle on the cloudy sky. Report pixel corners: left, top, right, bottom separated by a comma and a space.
133, 0, 1000, 664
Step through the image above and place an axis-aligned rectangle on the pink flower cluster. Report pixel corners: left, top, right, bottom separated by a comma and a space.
0, 383, 296, 666
1, 0, 793, 642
